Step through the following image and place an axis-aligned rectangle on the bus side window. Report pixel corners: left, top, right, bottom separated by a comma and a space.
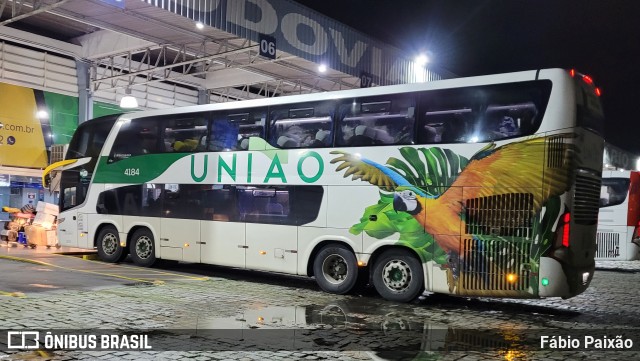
208, 110, 267, 152
163, 115, 208, 153
208, 118, 240, 151
269, 102, 334, 149
338, 95, 415, 147
481, 102, 538, 141
237, 186, 291, 224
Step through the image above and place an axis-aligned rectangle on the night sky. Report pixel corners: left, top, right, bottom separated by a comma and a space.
294, 0, 640, 154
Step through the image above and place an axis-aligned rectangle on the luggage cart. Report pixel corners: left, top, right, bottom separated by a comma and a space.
45, 229, 61, 249
2, 212, 34, 248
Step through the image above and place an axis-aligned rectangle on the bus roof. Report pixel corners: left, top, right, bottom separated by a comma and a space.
117, 68, 567, 121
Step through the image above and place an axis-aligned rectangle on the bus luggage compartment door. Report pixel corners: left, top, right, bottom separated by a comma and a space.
160, 218, 200, 262
245, 223, 297, 274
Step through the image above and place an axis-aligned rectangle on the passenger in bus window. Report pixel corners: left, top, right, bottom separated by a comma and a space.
349, 125, 375, 146
498, 116, 519, 136
239, 138, 250, 150
277, 125, 310, 148
393, 123, 414, 144
340, 123, 355, 145
371, 124, 394, 145
423, 122, 445, 143
312, 129, 331, 147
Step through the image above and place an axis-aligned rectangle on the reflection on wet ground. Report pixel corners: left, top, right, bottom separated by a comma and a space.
164, 298, 621, 356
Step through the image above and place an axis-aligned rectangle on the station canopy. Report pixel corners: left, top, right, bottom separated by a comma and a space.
0, 0, 447, 108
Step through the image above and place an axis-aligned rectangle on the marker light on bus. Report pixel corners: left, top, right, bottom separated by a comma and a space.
541, 278, 549, 286
632, 221, 640, 245
595, 87, 602, 96
259, 251, 267, 255
562, 213, 571, 247
506, 273, 518, 283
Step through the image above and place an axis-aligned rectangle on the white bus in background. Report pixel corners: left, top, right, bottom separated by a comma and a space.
47, 68, 605, 302
597, 170, 640, 260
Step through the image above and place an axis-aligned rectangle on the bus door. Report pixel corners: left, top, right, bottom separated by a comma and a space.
58, 160, 93, 248
199, 185, 246, 268
242, 187, 298, 274
159, 184, 201, 262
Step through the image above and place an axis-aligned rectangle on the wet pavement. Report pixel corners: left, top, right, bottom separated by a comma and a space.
0, 243, 208, 289
0, 244, 639, 360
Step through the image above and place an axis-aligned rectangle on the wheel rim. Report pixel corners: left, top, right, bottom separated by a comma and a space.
101, 233, 118, 256
321, 254, 349, 285
381, 259, 412, 292
135, 236, 153, 260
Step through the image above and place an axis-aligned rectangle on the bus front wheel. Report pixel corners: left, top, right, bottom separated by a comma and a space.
96, 226, 126, 263
313, 244, 358, 294
129, 228, 156, 267
372, 249, 424, 303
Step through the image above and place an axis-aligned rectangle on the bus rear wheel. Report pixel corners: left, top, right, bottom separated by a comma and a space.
372, 249, 424, 303
129, 228, 156, 267
96, 226, 126, 263
313, 244, 358, 294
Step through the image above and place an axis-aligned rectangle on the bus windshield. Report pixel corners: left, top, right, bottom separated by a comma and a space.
600, 178, 630, 208
66, 115, 120, 160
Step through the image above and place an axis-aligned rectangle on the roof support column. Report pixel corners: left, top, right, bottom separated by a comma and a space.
76, 59, 93, 123
197, 89, 209, 105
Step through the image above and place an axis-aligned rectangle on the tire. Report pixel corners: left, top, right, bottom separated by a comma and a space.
129, 228, 156, 267
96, 226, 126, 263
372, 249, 424, 303
313, 244, 358, 294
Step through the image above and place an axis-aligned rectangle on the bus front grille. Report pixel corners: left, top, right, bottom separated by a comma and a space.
574, 175, 601, 225
465, 193, 534, 238
460, 238, 531, 291
596, 232, 620, 259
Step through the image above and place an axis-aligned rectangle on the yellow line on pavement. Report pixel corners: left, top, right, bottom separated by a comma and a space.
60, 253, 209, 280
0, 254, 159, 284
0, 290, 26, 298
112, 264, 209, 280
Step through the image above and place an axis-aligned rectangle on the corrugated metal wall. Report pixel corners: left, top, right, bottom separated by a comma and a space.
145, 0, 443, 85
93, 66, 199, 109
0, 41, 199, 110
0, 41, 78, 96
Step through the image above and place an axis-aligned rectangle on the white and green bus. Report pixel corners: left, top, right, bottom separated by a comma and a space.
50, 68, 604, 302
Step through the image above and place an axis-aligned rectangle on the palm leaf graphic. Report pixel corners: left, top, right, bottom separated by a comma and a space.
350, 147, 469, 263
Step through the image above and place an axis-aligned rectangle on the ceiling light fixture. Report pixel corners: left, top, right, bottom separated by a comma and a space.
414, 54, 429, 66
120, 88, 138, 109
36, 110, 49, 119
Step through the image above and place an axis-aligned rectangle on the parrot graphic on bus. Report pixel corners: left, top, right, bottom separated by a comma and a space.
330, 136, 574, 290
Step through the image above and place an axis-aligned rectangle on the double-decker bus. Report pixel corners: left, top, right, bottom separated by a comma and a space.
597, 170, 640, 260
48, 68, 604, 302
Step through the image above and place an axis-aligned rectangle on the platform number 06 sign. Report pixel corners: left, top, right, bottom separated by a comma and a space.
259, 34, 276, 60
